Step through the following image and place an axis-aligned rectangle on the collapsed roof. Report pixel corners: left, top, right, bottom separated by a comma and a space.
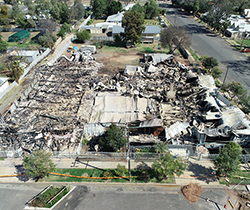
1, 53, 250, 154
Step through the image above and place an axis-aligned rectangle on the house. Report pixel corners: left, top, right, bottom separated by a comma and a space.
141, 25, 160, 44
9, 50, 40, 63
8, 30, 31, 42
18, 51, 40, 63
226, 15, 250, 38
106, 12, 124, 24
0, 78, 9, 94
112, 25, 161, 43
244, 9, 250, 19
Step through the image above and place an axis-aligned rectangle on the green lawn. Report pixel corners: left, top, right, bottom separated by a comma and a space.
42, 168, 175, 184
0, 157, 4, 161
144, 19, 160, 26
218, 170, 250, 185
189, 48, 199, 61
7, 41, 40, 49
236, 39, 250, 47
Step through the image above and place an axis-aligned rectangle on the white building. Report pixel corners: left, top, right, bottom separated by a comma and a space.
0, 78, 9, 94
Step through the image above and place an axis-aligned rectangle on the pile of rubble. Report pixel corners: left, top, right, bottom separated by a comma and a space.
1, 52, 250, 155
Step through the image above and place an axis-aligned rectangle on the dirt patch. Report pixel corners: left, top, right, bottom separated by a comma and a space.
181, 183, 203, 203
94, 51, 141, 75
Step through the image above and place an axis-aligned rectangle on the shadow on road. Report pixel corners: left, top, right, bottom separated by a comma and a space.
15, 164, 30, 182
187, 161, 217, 184
221, 57, 250, 89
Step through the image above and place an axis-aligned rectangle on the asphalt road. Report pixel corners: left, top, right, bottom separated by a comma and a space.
0, 183, 238, 210
164, 5, 250, 91
0, 183, 49, 210
54, 185, 233, 210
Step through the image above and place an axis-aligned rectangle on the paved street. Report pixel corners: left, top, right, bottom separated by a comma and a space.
53, 185, 234, 210
0, 183, 235, 210
164, 5, 250, 91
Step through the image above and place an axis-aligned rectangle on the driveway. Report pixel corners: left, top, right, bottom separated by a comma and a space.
164, 6, 250, 91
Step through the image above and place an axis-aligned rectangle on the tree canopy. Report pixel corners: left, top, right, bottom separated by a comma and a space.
38, 32, 57, 48
99, 124, 127, 152
160, 26, 191, 53
91, 0, 122, 18
144, 0, 159, 19
214, 142, 242, 176
152, 152, 188, 180
201, 56, 218, 70
76, 29, 91, 42
23, 149, 56, 180
122, 10, 145, 45
0, 33, 7, 53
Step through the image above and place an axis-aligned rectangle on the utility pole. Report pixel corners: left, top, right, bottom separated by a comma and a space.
126, 123, 131, 181
222, 65, 229, 85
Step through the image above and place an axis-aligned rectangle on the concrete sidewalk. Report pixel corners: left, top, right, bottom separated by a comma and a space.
0, 157, 222, 185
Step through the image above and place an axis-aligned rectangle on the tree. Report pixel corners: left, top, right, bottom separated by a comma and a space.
50, 0, 60, 21
211, 66, 223, 79
91, 0, 107, 19
0, 33, 7, 53
152, 152, 188, 180
201, 56, 218, 70
11, 0, 21, 19
207, 0, 233, 31
72, 0, 86, 20
155, 142, 168, 153
214, 142, 242, 176
227, 81, 247, 97
38, 32, 57, 48
99, 124, 127, 152
114, 164, 128, 176
0, 5, 9, 23
160, 26, 191, 53
59, 3, 71, 24
131, 3, 144, 14
39, 19, 57, 32
144, 0, 159, 19
23, 149, 56, 180
121, 10, 145, 45
76, 29, 90, 42
6, 56, 25, 83
58, 22, 71, 38
15, 13, 28, 29
106, 0, 122, 16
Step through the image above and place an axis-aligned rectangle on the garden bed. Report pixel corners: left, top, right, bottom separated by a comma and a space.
25, 185, 74, 210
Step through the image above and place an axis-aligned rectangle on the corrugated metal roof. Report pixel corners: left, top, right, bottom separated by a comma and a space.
106, 12, 124, 22
143, 26, 160, 34
112, 25, 124, 34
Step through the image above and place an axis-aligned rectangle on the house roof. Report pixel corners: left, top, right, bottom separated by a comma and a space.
113, 25, 160, 35
106, 12, 124, 22
143, 26, 160, 34
18, 51, 39, 57
112, 25, 124, 34
8, 30, 31, 42
0, 77, 8, 86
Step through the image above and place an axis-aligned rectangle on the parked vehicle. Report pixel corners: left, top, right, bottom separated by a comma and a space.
242, 48, 250, 53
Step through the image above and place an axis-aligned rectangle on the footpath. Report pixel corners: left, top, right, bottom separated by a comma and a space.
0, 156, 239, 186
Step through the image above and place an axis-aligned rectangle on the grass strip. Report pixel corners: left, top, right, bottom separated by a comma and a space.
42, 168, 175, 184
218, 170, 250, 185
189, 48, 199, 61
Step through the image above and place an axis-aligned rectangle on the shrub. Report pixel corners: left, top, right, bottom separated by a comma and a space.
115, 164, 128, 176
76, 29, 91, 43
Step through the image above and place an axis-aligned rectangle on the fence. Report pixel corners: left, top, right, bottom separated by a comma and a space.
19, 48, 51, 82
0, 150, 189, 161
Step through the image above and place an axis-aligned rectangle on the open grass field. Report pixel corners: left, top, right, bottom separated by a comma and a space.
218, 170, 250, 185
